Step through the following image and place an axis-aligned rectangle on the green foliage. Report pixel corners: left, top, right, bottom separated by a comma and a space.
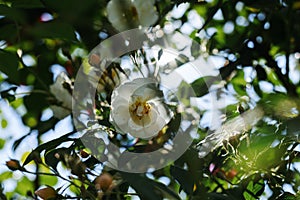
0, 0, 299, 199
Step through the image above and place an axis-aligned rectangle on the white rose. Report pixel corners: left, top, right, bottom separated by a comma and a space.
49, 72, 72, 119
106, 0, 159, 32
110, 78, 173, 139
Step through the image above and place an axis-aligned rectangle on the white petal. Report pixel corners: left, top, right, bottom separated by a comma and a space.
50, 72, 72, 109
111, 96, 128, 108
112, 105, 129, 126
133, 0, 158, 26
128, 118, 143, 131
107, 0, 132, 31
150, 101, 173, 124
144, 123, 162, 138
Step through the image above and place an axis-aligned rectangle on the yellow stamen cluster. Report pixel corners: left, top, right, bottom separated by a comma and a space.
129, 97, 152, 125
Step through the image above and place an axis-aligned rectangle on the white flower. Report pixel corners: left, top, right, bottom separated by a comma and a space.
110, 78, 173, 139
49, 72, 72, 119
106, 0, 159, 32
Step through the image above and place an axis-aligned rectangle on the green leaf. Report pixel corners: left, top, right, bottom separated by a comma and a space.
0, 171, 13, 182
45, 148, 70, 170
207, 192, 233, 200
0, 50, 20, 83
11, 0, 44, 8
29, 20, 77, 40
1, 119, 8, 129
39, 173, 58, 186
219, 61, 237, 79
276, 192, 297, 200
23, 131, 76, 166
255, 65, 267, 81
243, 179, 264, 200
231, 70, 247, 96
0, 23, 18, 42
0, 87, 17, 102
0, 139, 5, 150
191, 41, 200, 58
36, 117, 58, 134
170, 165, 195, 195
158, 49, 163, 60
0, 5, 25, 23
191, 76, 217, 97
121, 173, 180, 200
15, 176, 33, 196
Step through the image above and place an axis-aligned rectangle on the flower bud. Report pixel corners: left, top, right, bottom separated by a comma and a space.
35, 187, 57, 200
79, 150, 90, 158
6, 160, 21, 171
95, 173, 113, 192
226, 169, 238, 180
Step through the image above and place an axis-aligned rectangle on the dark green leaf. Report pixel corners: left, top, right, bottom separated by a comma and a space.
0, 87, 17, 102
11, 0, 44, 8
207, 192, 232, 200
170, 165, 195, 195
191, 42, 200, 58
255, 65, 267, 81
83, 156, 101, 168
36, 117, 58, 134
121, 173, 175, 200
0, 50, 20, 83
29, 20, 77, 40
219, 61, 237, 79
122, 173, 162, 200
191, 76, 217, 97
276, 192, 297, 200
13, 133, 31, 151
158, 49, 163, 60
0, 5, 25, 23
23, 131, 76, 166
0, 23, 18, 42
45, 148, 70, 170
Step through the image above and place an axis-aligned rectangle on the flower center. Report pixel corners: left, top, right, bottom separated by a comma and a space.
130, 6, 139, 20
129, 96, 152, 125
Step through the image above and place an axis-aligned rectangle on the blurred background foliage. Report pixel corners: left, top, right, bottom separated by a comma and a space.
0, 0, 300, 199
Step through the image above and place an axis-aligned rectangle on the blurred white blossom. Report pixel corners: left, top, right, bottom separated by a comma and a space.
110, 78, 173, 139
50, 72, 72, 119
106, 0, 158, 32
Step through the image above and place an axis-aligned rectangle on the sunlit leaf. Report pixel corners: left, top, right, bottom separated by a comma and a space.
0, 171, 13, 182
0, 139, 5, 150
15, 176, 33, 196
243, 179, 264, 200
1, 119, 7, 129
